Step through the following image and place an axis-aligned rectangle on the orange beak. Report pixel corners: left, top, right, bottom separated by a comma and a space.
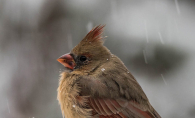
57, 53, 76, 70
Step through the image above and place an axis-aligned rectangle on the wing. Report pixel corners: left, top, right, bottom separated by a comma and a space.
77, 56, 161, 118
87, 97, 159, 118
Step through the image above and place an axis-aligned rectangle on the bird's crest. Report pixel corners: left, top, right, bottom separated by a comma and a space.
81, 25, 105, 44
72, 25, 107, 55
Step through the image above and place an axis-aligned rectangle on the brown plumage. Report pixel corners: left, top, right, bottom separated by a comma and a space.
57, 25, 161, 118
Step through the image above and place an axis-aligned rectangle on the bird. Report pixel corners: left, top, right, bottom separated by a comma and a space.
57, 25, 161, 118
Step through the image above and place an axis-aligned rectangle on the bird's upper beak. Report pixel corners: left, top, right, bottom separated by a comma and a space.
57, 53, 76, 70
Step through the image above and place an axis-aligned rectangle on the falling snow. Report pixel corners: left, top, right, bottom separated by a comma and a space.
73, 105, 76, 107
161, 74, 167, 85
143, 50, 148, 64
7, 99, 10, 113
175, 0, 180, 15
158, 32, 164, 44
107, 59, 108, 60
101, 68, 105, 71
104, 36, 108, 38
86, 22, 93, 32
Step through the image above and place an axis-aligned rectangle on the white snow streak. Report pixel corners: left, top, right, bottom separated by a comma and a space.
158, 32, 164, 44
101, 68, 105, 71
143, 50, 148, 64
7, 99, 10, 113
161, 74, 167, 85
175, 0, 180, 15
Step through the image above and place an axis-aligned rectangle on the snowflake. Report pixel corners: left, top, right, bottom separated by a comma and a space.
101, 68, 105, 72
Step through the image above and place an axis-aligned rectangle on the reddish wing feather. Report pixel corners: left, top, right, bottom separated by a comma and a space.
88, 98, 155, 118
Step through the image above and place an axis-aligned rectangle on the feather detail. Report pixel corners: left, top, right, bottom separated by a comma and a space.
88, 97, 160, 118
83, 25, 105, 43
57, 72, 92, 118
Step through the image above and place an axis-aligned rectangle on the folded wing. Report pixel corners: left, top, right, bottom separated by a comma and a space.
88, 97, 159, 118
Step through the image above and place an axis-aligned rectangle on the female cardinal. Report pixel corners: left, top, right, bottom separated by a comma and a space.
57, 25, 161, 118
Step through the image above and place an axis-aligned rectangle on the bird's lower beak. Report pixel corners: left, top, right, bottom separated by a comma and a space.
57, 53, 76, 70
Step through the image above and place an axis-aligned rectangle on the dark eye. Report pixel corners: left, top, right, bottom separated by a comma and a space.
80, 56, 87, 62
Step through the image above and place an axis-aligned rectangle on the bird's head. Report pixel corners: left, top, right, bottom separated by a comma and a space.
57, 25, 111, 73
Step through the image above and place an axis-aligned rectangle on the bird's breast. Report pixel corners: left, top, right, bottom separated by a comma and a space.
57, 72, 92, 118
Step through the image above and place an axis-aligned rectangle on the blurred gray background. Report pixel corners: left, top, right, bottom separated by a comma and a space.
0, 0, 195, 118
